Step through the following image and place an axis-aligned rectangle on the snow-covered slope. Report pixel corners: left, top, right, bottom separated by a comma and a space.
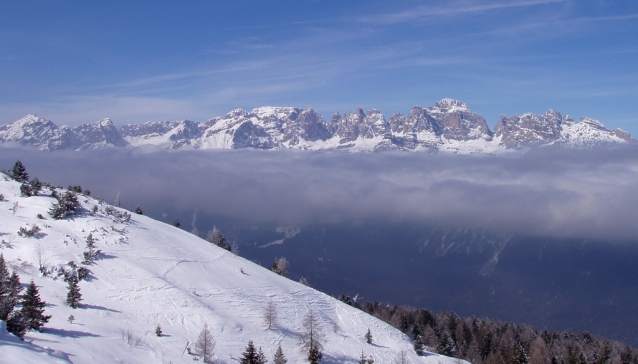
0, 173, 460, 363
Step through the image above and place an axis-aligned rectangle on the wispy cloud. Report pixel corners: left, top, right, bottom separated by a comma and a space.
360, 0, 568, 24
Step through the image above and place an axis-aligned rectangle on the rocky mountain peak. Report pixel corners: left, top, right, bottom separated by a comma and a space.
434, 98, 469, 110
0, 100, 634, 153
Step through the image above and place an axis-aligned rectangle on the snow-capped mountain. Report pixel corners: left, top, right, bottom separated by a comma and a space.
1, 99, 633, 153
0, 173, 462, 363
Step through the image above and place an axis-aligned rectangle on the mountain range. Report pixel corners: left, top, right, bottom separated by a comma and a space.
1, 99, 633, 153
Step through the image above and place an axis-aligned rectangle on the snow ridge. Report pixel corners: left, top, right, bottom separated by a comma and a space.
0, 173, 461, 363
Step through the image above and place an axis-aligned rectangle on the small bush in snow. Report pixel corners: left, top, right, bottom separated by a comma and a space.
0, 193, 4, 201
18, 224, 41, 237
104, 206, 131, 223
155, 324, 163, 337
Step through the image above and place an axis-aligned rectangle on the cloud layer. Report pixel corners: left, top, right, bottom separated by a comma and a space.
2, 145, 638, 241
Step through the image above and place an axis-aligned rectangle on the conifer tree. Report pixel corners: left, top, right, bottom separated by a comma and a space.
6, 310, 26, 339
273, 345, 288, 364
365, 328, 373, 345
21, 280, 51, 332
30, 177, 42, 195
20, 182, 33, 197
414, 334, 426, 355
0, 254, 13, 320
11, 161, 29, 183
66, 274, 82, 309
206, 228, 231, 251
240, 340, 267, 364
155, 324, 163, 337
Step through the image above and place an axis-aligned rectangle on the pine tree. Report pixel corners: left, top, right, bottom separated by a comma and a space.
82, 233, 101, 264
134, 206, 143, 215
6, 271, 23, 316
273, 345, 288, 364
155, 324, 163, 337
20, 182, 33, 197
21, 280, 51, 332
6, 310, 26, 339
30, 177, 42, 195
0, 254, 13, 320
365, 328, 373, 344
206, 228, 231, 251
12, 161, 29, 183
66, 274, 82, 309
195, 322, 216, 364
240, 340, 264, 364
414, 334, 426, 355
49, 191, 81, 220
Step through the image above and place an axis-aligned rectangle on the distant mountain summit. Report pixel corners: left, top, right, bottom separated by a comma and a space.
1, 99, 633, 152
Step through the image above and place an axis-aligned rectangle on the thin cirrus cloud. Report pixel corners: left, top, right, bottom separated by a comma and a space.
1, 145, 637, 242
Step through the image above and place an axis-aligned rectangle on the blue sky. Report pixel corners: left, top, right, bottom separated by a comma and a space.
1, 0, 637, 134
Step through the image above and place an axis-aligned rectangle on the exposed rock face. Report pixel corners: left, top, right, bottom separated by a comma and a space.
426, 99, 492, 141
1, 99, 634, 153
72, 118, 128, 150
494, 110, 563, 148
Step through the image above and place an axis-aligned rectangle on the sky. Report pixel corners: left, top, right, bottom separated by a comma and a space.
1, 1, 637, 135
2, 146, 638, 241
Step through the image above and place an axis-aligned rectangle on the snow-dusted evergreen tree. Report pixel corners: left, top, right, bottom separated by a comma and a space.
0, 254, 16, 321
30, 177, 42, 196
414, 334, 425, 355
11, 161, 29, 183
300, 310, 323, 364
195, 322, 216, 364
240, 340, 267, 364
437, 330, 456, 357
66, 273, 82, 309
365, 328, 373, 345
82, 233, 101, 264
270, 257, 289, 276
206, 228, 231, 251
21, 280, 51, 332
134, 206, 143, 215
20, 182, 33, 197
6, 310, 26, 339
155, 324, 163, 337
49, 190, 81, 220
273, 345, 288, 364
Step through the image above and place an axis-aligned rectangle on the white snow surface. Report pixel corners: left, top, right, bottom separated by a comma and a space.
0, 174, 462, 364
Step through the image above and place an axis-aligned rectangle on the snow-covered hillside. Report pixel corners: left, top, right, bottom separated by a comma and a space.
0, 173, 461, 363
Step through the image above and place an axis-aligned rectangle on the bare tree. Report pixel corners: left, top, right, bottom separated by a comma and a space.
300, 310, 324, 363
195, 322, 216, 363
263, 300, 278, 330
34, 243, 49, 274
394, 349, 409, 364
